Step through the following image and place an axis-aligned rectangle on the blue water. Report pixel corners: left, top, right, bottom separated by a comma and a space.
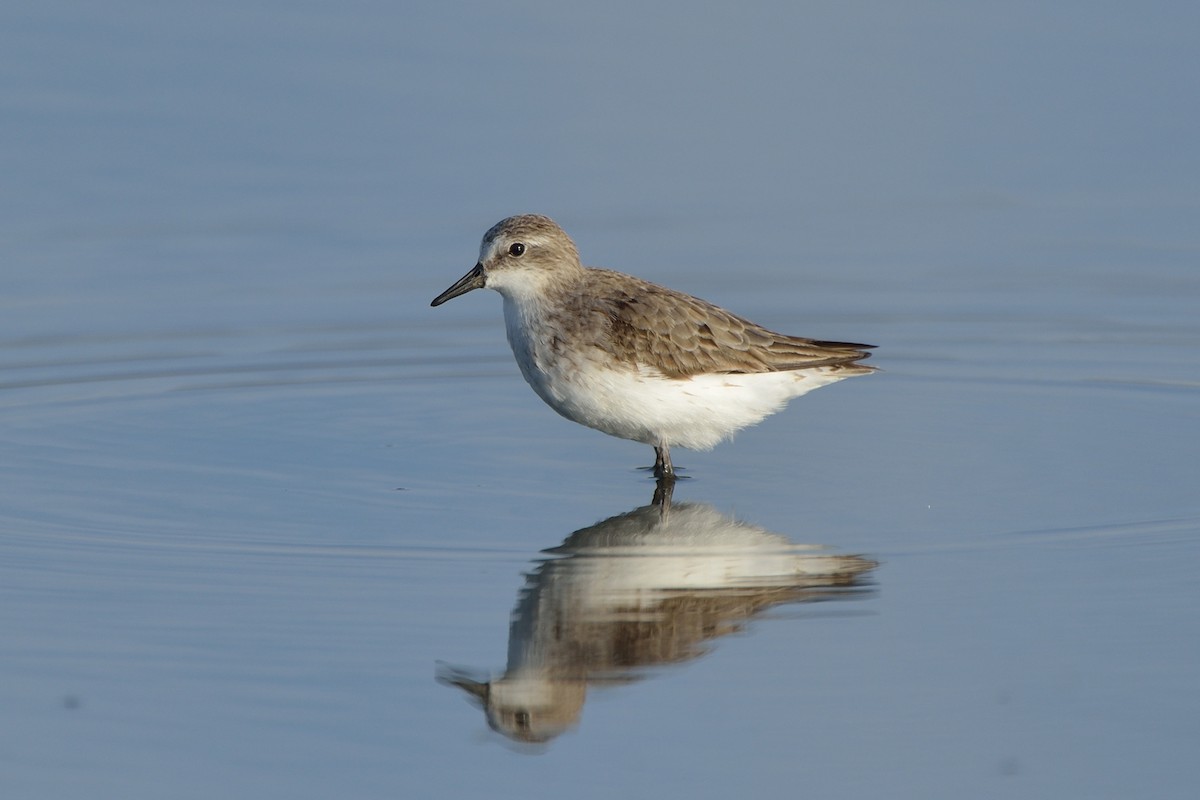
3, 2, 1198, 798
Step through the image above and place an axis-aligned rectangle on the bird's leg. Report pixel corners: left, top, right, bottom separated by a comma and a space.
651, 474, 676, 516
653, 445, 674, 478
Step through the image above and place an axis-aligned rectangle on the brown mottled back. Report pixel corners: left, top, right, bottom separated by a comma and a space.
550, 269, 874, 378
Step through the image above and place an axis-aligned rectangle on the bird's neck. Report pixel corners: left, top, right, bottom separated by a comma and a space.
495, 268, 583, 322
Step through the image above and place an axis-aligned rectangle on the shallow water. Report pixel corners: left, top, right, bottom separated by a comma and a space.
3, 2, 1199, 798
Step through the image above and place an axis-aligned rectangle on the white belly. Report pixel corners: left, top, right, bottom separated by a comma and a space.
502, 298, 848, 450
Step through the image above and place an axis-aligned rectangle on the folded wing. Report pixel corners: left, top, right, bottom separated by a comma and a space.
579, 269, 875, 378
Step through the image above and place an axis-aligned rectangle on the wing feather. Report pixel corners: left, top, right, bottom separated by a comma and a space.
569, 269, 874, 378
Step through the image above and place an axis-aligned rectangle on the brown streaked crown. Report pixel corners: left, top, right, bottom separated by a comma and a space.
481, 215, 584, 273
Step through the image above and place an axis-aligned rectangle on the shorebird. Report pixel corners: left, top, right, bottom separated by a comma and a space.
431, 214, 874, 477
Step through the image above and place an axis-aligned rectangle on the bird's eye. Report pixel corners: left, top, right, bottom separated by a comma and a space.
508, 242, 526, 257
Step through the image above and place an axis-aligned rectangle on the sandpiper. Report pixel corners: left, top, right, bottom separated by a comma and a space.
431, 214, 874, 477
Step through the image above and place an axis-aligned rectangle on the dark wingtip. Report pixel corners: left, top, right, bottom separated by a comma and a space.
812, 340, 876, 351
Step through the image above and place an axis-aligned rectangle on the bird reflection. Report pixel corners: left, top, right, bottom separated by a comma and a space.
438, 478, 877, 746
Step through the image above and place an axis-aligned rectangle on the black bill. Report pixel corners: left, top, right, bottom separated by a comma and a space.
430, 263, 486, 306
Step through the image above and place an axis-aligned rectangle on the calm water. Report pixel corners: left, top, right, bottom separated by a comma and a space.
3, 2, 1198, 798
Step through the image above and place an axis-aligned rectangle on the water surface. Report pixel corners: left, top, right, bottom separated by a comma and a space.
2, 2, 1198, 798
